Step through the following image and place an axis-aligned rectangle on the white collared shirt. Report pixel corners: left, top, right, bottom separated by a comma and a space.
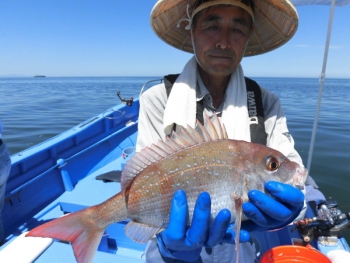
196, 72, 224, 117
136, 80, 303, 167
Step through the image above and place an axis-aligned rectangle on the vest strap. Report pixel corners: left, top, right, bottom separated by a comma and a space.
164, 74, 267, 145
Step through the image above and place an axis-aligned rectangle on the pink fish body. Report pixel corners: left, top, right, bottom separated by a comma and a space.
27, 115, 307, 263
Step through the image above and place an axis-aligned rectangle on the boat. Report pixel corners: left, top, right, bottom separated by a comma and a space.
1, 0, 349, 262
1, 93, 144, 262
1, 80, 349, 262
33, 75, 46, 78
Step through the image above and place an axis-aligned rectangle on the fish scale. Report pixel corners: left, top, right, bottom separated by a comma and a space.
26, 115, 308, 263
127, 140, 243, 225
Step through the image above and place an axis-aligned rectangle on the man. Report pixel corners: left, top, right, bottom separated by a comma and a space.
137, 0, 305, 262
0, 120, 11, 245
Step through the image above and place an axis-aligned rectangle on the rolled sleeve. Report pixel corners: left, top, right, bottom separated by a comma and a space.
261, 88, 303, 166
136, 84, 168, 152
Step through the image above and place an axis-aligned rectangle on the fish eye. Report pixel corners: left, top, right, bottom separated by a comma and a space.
266, 157, 279, 171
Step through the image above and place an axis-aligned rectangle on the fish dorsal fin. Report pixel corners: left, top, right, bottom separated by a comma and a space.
204, 114, 219, 140
222, 123, 229, 139
121, 146, 162, 190
210, 114, 228, 139
195, 120, 212, 142
150, 144, 169, 158
170, 130, 191, 148
121, 114, 227, 191
164, 137, 182, 151
178, 125, 204, 145
125, 221, 163, 243
156, 139, 175, 154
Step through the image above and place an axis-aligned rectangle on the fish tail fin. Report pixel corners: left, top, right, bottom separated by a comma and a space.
26, 208, 106, 263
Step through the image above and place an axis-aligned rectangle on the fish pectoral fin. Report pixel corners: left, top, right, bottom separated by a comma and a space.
232, 195, 243, 263
125, 221, 163, 243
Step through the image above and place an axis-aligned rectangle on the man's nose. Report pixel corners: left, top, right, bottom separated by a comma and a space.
215, 29, 230, 49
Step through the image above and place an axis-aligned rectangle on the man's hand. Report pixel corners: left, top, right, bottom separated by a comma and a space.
157, 182, 304, 261
242, 181, 305, 231
157, 190, 250, 261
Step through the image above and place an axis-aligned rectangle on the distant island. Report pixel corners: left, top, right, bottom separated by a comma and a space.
34, 75, 46, 77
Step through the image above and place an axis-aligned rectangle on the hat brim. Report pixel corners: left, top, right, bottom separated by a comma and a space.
151, 0, 298, 56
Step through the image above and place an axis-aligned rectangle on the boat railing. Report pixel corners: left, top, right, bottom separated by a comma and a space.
139, 78, 163, 95
6, 120, 137, 201
5, 101, 137, 201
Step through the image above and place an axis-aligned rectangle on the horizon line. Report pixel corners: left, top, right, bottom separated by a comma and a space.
1, 75, 349, 79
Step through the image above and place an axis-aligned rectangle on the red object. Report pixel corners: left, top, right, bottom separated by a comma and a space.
260, 245, 331, 263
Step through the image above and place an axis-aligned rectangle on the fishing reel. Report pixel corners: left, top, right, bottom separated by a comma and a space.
294, 200, 350, 244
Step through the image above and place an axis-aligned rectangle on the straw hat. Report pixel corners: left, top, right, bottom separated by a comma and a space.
151, 0, 298, 56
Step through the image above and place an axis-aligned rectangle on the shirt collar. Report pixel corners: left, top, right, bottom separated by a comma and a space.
195, 72, 225, 113
196, 72, 209, 101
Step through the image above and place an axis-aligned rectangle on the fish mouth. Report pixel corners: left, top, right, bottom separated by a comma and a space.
293, 167, 308, 189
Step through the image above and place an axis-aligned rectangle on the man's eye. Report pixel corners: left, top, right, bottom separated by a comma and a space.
208, 26, 218, 30
231, 28, 243, 34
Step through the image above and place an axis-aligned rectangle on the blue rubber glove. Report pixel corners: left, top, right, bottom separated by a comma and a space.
157, 190, 250, 262
242, 181, 304, 232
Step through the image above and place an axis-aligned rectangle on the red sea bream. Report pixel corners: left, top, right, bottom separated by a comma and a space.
27, 115, 308, 263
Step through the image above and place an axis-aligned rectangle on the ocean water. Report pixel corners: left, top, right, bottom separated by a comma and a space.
1, 76, 350, 241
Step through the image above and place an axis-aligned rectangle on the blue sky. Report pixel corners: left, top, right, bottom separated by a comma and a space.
0, 1, 349, 78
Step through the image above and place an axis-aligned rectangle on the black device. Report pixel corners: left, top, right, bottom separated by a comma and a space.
294, 199, 350, 244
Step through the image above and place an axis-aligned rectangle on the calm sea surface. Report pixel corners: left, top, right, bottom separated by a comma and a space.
1, 76, 350, 241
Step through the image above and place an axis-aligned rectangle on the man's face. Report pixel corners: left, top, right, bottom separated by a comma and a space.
191, 5, 252, 78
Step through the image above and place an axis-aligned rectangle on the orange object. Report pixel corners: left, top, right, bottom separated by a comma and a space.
260, 245, 331, 263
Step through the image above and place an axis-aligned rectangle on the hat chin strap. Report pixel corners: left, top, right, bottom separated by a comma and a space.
177, 4, 192, 30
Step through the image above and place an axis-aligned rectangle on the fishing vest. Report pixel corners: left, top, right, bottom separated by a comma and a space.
164, 74, 267, 145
